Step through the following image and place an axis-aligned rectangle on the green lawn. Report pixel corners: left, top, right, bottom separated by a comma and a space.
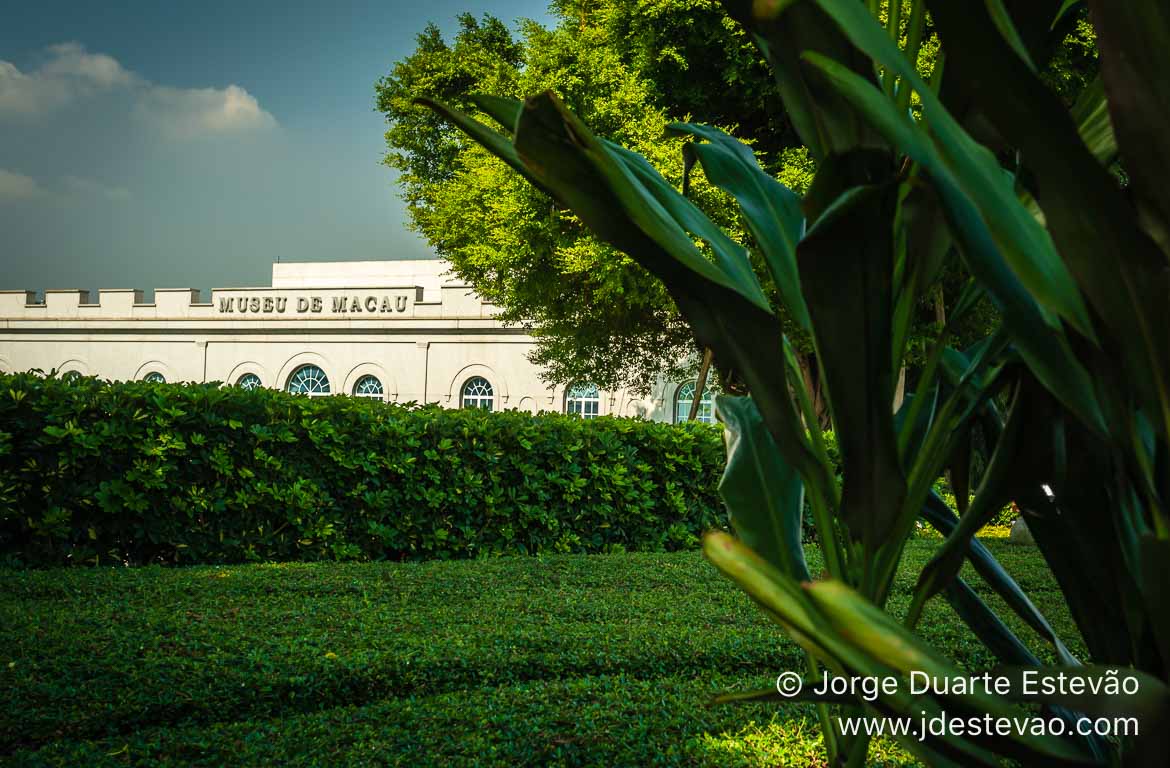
0, 539, 1076, 767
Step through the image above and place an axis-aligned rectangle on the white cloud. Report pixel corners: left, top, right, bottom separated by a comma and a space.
0, 59, 72, 115
64, 175, 131, 202
0, 42, 276, 139
135, 84, 277, 139
0, 169, 46, 201
0, 42, 138, 116
39, 42, 138, 88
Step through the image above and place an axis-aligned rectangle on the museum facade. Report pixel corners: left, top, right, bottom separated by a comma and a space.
0, 260, 713, 424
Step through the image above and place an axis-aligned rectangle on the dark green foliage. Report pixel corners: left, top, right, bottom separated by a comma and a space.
0, 373, 724, 567
0, 542, 1073, 766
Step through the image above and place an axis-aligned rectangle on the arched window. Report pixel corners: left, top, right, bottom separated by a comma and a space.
675, 381, 715, 424
61, 370, 83, 383
236, 373, 262, 391
461, 376, 494, 411
565, 383, 600, 418
143, 371, 166, 384
352, 374, 384, 399
287, 364, 330, 396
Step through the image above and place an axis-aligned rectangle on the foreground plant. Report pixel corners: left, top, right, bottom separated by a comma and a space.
418, 0, 1169, 764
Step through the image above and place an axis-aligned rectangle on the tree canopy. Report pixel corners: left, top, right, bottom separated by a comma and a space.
377, 2, 816, 393
376, 2, 1097, 394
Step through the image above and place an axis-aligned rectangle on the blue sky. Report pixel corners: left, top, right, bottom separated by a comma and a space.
0, 0, 552, 296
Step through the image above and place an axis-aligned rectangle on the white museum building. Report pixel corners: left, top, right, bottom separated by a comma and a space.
0, 260, 714, 423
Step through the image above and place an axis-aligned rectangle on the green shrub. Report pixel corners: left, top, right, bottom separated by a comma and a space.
0, 373, 725, 566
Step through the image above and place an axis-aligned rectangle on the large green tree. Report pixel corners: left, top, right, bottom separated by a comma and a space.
377, 3, 813, 394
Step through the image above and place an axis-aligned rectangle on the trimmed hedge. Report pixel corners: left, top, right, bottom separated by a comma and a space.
0, 373, 725, 566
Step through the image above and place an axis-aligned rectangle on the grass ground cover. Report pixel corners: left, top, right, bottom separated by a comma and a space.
0, 539, 1074, 766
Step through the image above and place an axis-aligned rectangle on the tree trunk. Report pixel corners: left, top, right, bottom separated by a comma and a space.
798, 352, 830, 429
688, 348, 713, 421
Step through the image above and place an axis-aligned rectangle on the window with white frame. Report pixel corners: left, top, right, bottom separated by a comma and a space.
565, 382, 600, 418
143, 371, 166, 384
352, 374, 384, 400
287, 364, 330, 396
236, 373, 262, 391
674, 381, 715, 423
461, 376, 494, 411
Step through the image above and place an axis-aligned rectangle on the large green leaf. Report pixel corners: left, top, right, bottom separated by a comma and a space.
802, 53, 1105, 435
910, 378, 1056, 622
512, 93, 772, 313
670, 122, 811, 330
423, 93, 763, 328
430, 92, 770, 320
1027, 514, 1138, 668
1069, 77, 1118, 167
806, 580, 1097, 765
921, 492, 1079, 667
603, 140, 768, 309
716, 395, 810, 581
702, 532, 835, 660
708, 529, 1099, 764
892, 180, 952, 368
944, 577, 1038, 666
703, 533, 1030, 767
469, 93, 522, 132
412, 95, 555, 202
718, 0, 881, 161
928, 0, 1170, 443
794, 0, 1096, 345
796, 180, 906, 556
940, 573, 1107, 761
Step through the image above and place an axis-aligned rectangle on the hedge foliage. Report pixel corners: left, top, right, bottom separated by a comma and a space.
0, 373, 725, 566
